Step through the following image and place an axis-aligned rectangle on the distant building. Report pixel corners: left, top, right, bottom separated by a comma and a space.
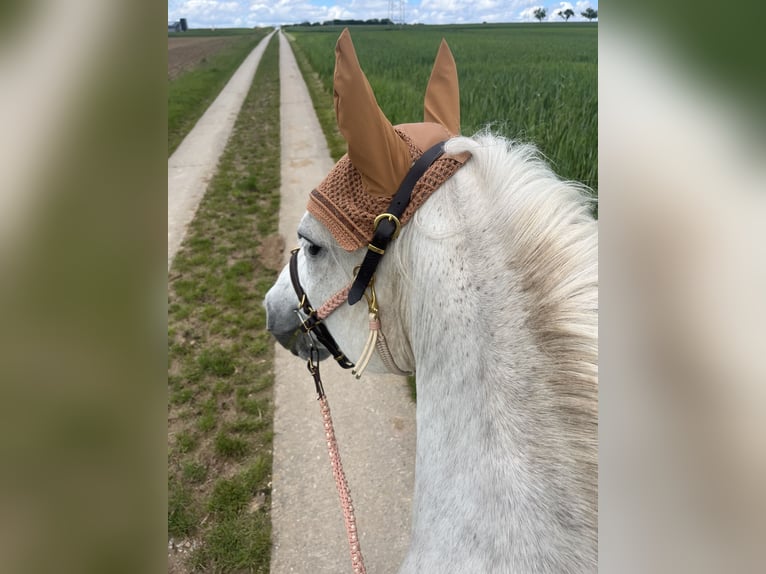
168, 18, 188, 33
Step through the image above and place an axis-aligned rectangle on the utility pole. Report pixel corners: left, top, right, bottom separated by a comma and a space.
388, 0, 406, 25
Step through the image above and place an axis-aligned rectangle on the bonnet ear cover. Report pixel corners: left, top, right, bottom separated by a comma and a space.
424, 39, 461, 136
333, 28, 412, 198
307, 30, 471, 252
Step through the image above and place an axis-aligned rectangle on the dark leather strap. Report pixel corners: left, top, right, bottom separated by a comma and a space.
348, 141, 446, 304
289, 249, 354, 369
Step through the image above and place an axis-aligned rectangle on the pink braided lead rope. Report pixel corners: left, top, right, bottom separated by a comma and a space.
319, 395, 367, 574
310, 280, 408, 573
307, 282, 366, 573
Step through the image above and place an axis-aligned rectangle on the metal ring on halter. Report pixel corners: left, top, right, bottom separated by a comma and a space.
373, 213, 401, 240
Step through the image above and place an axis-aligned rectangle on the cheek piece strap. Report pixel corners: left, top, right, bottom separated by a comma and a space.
348, 141, 446, 305
289, 248, 354, 371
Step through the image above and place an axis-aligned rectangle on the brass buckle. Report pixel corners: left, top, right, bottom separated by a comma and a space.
373, 213, 401, 240
299, 311, 320, 333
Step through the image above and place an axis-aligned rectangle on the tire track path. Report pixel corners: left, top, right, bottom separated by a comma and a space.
167, 31, 275, 270
270, 31, 416, 574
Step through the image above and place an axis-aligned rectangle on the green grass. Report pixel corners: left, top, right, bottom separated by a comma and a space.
169, 476, 200, 538
168, 28, 271, 156
167, 32, 280, 573
214, 431, 250, 459
289, 24, 597, 193
189, 513, 271, 572
197, 346, 236, 377
182, 461, 208, 484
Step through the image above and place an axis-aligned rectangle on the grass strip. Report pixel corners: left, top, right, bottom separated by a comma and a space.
167, 32, 280, 573
168, 29, 271, 157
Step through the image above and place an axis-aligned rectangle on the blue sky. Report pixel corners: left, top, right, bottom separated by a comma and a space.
168, 1, 598, 29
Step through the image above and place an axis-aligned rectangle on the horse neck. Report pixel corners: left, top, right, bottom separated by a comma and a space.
405, 192, 557, 462
395, 147, 597, 571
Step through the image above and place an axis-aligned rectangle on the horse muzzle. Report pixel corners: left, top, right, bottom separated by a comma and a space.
269, 324, 331, 362
264, 277, 331, 362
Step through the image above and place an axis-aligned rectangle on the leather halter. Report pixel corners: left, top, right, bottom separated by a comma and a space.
288, 140, 447, 375
348, 141, 446, 304
289, 248, 354, 370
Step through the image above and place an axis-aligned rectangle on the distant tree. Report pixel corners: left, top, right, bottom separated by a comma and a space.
581, 7, 598, 21
533, 7, 547, 22
559, 8, 575, 22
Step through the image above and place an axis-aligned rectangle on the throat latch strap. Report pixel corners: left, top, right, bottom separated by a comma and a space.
348, 141, 446, 305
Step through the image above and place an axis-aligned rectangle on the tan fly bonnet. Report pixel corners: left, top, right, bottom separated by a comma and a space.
307, 28, 470, 251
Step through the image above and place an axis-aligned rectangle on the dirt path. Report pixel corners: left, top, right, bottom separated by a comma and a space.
269, 32, 416, 574
167, 31, 275, 270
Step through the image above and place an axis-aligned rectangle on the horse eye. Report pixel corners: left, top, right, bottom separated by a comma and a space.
307, 243, 322, 256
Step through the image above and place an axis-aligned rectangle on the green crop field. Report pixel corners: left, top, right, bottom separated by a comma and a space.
289, 24, 597, 193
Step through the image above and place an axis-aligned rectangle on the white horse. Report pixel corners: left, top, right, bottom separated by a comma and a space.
266, 29, 597, 573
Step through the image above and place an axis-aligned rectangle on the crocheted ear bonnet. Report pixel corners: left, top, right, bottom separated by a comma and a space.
307, 28, 470, 251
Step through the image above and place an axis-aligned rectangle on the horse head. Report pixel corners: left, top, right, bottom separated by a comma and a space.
265, 28, 468, 374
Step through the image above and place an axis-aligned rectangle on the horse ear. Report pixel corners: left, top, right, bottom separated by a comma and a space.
334, 28, 411, 198
424, 39, 460, 135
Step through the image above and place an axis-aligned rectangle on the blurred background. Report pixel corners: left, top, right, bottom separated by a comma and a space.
0, 1, 763, 572
601, 1, 765, 572
0, 2, 165, 573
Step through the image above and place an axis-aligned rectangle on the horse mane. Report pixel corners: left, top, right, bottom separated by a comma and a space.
444, 130, 598, 395
401, 131, 598, 537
